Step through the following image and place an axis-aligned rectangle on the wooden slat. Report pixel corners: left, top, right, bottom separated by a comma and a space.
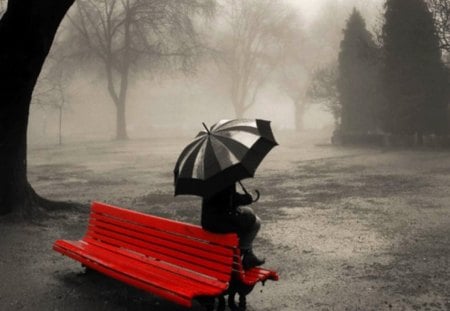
55, 240, 196, 296
91, 202, 238, 248
82, 236, 228, 290
55, 239, 228, 297
90, 217, 228, 261
78, 241, 224, 296
90, 212, 234, 256
85, 226, 232, 281
89, 214, 233, 260
54, 241, 193, 307
87, 222, 233, 270
85, 228, 232, 282
240, 268, 279, 285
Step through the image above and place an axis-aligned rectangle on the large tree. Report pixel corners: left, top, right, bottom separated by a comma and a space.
278, 56, 309, 131
307, 64, 340, 127
277, 24, 310, 132
338, 8, 380, 133
0, 0, 75, 216
64, 0, 214, 140
382, 0, 448, 138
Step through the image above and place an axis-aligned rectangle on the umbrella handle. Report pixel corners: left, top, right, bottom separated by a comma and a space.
252, 189, 260, 203
238, 181, 260, 203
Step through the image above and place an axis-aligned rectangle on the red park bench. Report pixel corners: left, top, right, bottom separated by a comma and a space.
53, 202, 278, 310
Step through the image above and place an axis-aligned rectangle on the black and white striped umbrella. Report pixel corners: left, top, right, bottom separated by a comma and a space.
173, 119, 278, 198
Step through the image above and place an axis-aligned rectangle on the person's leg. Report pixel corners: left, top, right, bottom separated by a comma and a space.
237, 210, 265, 269
239, 215, 261, 251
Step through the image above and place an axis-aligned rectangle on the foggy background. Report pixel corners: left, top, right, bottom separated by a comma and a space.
3, 1, 450, 310
27, 0, 384, 145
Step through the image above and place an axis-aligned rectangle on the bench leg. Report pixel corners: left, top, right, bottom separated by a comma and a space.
217, 295, 226, 311
227, 293, 246, 311
227, 281, 255, 311
238, 294, 247, 310
228, 292, 239, 310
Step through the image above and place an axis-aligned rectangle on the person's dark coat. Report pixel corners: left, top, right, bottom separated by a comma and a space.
201, 184, 255, 234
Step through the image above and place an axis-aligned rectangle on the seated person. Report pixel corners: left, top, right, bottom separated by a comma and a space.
201, 183, 265, 269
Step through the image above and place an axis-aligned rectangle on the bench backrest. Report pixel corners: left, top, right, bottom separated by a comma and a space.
85, 202, 239, 283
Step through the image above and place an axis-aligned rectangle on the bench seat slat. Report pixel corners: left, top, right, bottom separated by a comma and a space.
82, 236, 229, 290
238, 267, 279, 286
53, 242, 194, 307
90, 213, 234, 257
90, 213, 235, 256
89, 216, 234, 262
92, 202, 238, 247
55, 239, 228, 298
86, 228, 232, 282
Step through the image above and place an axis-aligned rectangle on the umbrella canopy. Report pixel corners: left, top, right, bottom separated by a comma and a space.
174, 119, 278, 198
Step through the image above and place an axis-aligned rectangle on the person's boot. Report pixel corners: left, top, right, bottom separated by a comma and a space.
242, 249, 265, 270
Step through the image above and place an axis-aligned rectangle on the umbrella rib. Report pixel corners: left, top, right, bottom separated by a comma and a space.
212, 135, 249, 163
208, 136, 241, 171
215, 127, 259, 136
213, 119, 256, 132
202, 137, 223, 180
210, 119, 235, 132
176, 138, 205, 177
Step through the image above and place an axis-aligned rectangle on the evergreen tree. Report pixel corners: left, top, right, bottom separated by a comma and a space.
337, 8, 380, 134
382, 0, 448, 138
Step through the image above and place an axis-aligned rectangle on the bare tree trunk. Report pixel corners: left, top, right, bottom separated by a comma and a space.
0, 0, 74, 216
105, 56, 130, 140
106, 68, 129, 140
115, 99, 128, 140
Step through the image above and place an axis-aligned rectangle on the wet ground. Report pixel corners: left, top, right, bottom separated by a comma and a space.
1, 131, 450, 310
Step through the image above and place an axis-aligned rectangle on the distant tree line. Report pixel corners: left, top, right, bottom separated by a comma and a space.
35, 0, 305, 140
312, 0, 450, 147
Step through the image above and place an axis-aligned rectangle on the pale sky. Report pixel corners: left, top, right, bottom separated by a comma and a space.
286, 0, 325, 19
286, 0, 385, 25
